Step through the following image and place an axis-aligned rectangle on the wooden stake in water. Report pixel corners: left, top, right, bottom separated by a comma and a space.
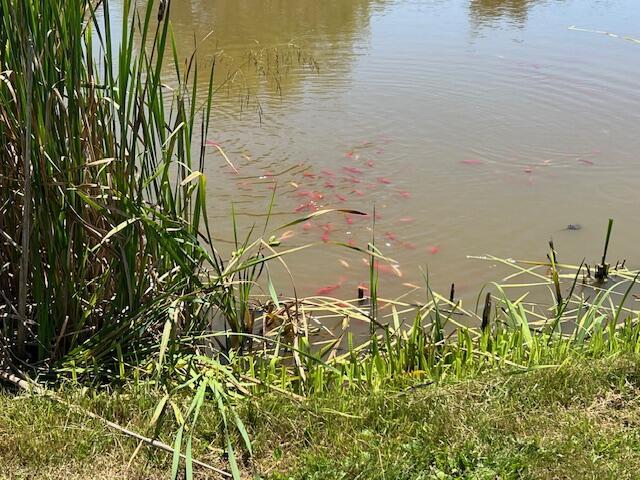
595, 218, 614, 282
481, 292, 491, 332
549, 239, 563, 313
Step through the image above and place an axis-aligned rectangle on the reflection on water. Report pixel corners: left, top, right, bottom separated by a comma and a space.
168, 0, 385, 46
151, 0, 388, 101
114, 0, 640, 301
469, 0, 546, 27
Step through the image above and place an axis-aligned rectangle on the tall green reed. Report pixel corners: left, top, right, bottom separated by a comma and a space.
0, 0, 294, 370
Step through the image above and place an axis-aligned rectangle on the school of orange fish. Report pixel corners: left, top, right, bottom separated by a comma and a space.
209, 137, 597, 297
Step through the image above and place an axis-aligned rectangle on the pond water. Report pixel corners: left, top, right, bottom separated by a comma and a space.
112, 0, 640, 301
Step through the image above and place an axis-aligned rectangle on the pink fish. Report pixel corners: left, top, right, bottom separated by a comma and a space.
295, 201, 319, 213
321, 223, 334, 243
316, 283, 342, 296
385, 232, 397, 241
335, 193, 347, 202
381, 264, 402, 277
429, 246, 440, 255
321, 170, 336, 177
352, 189, 365, 196
324, 181, 336, 188
397, 217, 415, 223
401, 241, 417, 250
523, 166, 533, 174
344, 151, 354, 159
345, 214, 354, 225
377, 177, 392, 185
303, 221, 313, 231
398, 190, 411, 199
345, 176, 361, 184
279, 230, 295, 241
375, 149, 385, 155
364, 259, 402, 277
366, 160, 375, 167
303, 171, 316, 179
343, 166, 363, 175
461, 159, 482, 165
297, 190, 324, 201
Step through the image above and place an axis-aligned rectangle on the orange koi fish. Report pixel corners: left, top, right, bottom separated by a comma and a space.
385, 232, 397, 241
279, 230, 295, 241
316, 282, 342, 296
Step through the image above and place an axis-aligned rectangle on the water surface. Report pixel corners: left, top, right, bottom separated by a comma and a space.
114, 0, 640, 300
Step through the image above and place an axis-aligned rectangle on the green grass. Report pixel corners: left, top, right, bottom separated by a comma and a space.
2, 355, 640, 479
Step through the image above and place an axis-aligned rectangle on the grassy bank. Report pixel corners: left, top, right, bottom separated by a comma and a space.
2, 355, 640, 479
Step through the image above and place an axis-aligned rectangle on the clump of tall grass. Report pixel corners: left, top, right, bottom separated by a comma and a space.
0, 0, 314, 370
0, 0, 213, 363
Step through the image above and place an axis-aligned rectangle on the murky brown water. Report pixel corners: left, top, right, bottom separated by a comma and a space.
110, 0, 640, 301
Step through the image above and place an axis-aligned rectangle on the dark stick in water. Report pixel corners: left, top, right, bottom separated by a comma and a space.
481, 293, 491, 332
